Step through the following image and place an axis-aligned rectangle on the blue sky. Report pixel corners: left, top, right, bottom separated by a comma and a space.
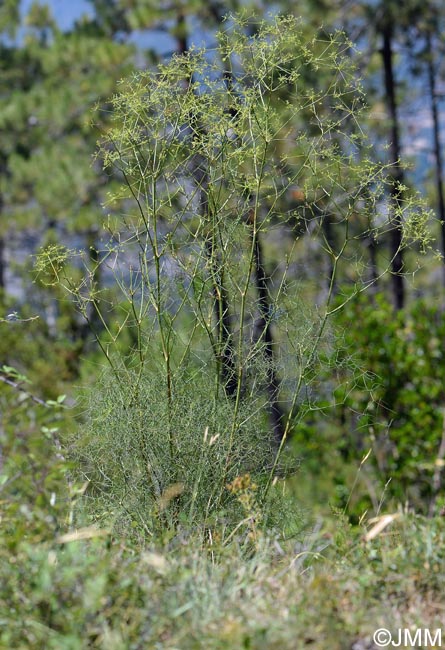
21, 0, 92, 30
19, 0, 190, 55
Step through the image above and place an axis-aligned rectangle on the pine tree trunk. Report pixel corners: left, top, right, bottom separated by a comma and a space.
86, 228, 103, 337
363, 187, 379, 291
205, 238, 238, 397
426, 31, 445, 289
322, 212, 337, 293
368, 228, 379, 290
0, 234, 5, 293
381, 23, 405, 310
251, 225, 285, 444
0, 178, 5, 291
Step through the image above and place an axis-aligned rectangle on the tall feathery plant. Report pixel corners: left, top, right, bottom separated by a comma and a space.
36, 16, 430, 541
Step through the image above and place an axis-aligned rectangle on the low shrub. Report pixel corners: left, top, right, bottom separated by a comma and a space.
70, 367, 299, 541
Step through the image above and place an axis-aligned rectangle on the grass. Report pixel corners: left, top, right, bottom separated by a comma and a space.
2, 508, 445, 649
2, 368, 445, 649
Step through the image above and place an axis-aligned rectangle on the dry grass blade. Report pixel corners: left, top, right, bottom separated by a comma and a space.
363, 514, 400, 542
56, 527, 110, 543
158, 482, 185, 512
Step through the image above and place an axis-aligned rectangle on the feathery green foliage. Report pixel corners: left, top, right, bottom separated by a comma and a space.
35, 15, 431, 539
